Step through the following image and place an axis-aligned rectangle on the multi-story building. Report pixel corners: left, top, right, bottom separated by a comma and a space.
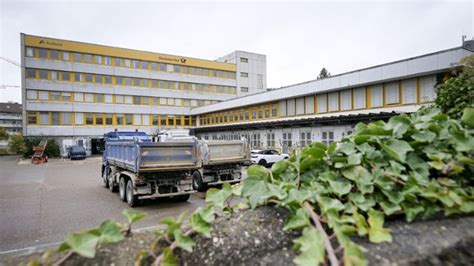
21, 33, 473, 156
20, 34, 266, 155
0, 102, 22, 134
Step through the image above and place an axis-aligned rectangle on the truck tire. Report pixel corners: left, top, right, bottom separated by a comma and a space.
119, 177, 127, 202
108, 174, 117, 193
258, 159, 268, 167
177, 194, 190, 202
126, 180, 139, 207
192, 171, 207, 192
102, 167, 109, 188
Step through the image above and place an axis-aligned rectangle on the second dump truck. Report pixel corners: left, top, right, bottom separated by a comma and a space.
101, 131, 201, 207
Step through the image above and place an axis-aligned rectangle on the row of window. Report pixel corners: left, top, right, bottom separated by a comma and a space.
25, 68, 238, 95
199, 103, 278, 125
26, 47, 237, 79
26, 89, 219, 107
27, 111, 196, 127
199, 76, 438, 126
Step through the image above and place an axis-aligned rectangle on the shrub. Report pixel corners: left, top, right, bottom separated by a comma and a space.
8, 134, 26, 154
0, 127, 9, 140
23, 137, 61, 158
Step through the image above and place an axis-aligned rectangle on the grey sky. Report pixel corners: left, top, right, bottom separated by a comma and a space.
1, 0, 473, 103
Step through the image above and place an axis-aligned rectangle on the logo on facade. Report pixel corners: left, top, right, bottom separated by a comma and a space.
180, 58, 187, 63
39, 39, 62, 47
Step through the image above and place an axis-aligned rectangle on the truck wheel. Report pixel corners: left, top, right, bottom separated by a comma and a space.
108, 174, 117, 193
177, 194, 190, 202
192, 171, 207, 192
258, 159, 268, 167
119, 177, 127, 202
102, 167, 109, 188
126, 180, 139, 207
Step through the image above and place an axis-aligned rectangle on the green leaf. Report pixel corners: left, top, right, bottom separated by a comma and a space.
283, 208, 309, 231
160, 213, 186, 237
205, 183, 232, 210
347, 153, 362, 166
64, 231, 100, 258
284, 188, 311, 206
342, 240, 368, 266
302, 146, 326, 159
241, 176, 271, 208
293, 227, 325, 266
337, 142, 357, 155
173, 229, 195, 252
162, 247, 177, 266
189, 207, 214, 237
271, 160, 290, 175
381, 139, 414, 162
247, 164, 270, 179
98, 220, 125, 244
328, 178, 352, 197
122, 209, 146, 224
386, 115, 411, 137
411, 131, 436, 142
317, 196, 345, 213
367, 209, 392, 243
353, 211, 369, 236
379, 201, 402, 215
461, 107, 474, 128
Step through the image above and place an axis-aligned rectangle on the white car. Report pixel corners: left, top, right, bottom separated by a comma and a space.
251, 149, 289, 167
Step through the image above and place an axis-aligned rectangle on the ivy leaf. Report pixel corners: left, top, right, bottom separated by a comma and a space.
302, 146, 326, 159
173, 229, 195, 253
160, 214, 185, 237
247, 164, 270, 179
342, 240, 368, 266
367, 209, 392, 243
122, 209, 146, 224
401, 203, 424, 222
337, 142, 357, 155
162, 247, 177, 266
328, 178, 352, 197
461, 107, 474, 128
318, 196, 345, 213
98, 220, 125, 244
293, 227, 325, 266
189, 207, 214, 237
379, 201, 402, 215
283, 208, 309, 231
284, 188, 311, 206
381, 139, 414, 162
353, 211, 369, 236
411, 131, 436, 142
64, 231, 100, 258
386, 115, 411, 137
241, 176, 271, 209
347, 153, 362, 166
271, 160, 290, 175
206, 184, 232, 210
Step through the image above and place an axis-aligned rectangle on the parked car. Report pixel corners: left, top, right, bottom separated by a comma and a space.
250, 149, 289, 167
68, 146, 86, 160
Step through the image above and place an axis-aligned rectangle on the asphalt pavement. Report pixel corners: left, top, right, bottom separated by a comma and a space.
0, 155, 211, 256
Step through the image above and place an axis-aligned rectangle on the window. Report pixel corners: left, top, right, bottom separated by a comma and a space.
124, 78, 131, 86
85, 93, 94, 102
174, 65, 180, 73
95, 114, 104, 125
26, 47, 34, 57
74, 92, 84, 102
151, 62, 158, 70
300, 131, 312, 147
282, 132, 292, 153
74, 53, 82, 62
62, 52, 70, 61
124, 59, 131, 68
385, 82, 399, 105
95, 75, 103, 83
85, 113, 94, 125
95, 94, 104, 103
240, 72, 248, 77
133, 96, 140, 105
61, 72, 70, 81
104, 76, 112, 84
26, 69, 36, 78
114, 58, 122, 67
74, 73, 81, 82
75, 113, 84, 124
27, 112, 37, 124
105, 114, 113, 125
340, 90, 352, 110
39, 70, 48, 79
62, 92, 71, 101
159, 63, 166, 71
241, 87, 249, 92
50, 113, 59, 125
370, 85, 383, 107
115, 95, 124, 104
203, 69, 209, 76
267, 133, 275, 148
27, 90, 37, 100
84, 74, 92, 82
104, 57, 112, 65
133, 78, 140, 87
152, 80, 158, 88
39, 112, 49, 125
133, 60, 140, 68
62, 113, 72, 125
125, 114, 133, 125
39, 48, 47, 58
50, 71, 58, 80
240, 57, 248, 63
50, 92, 61, 101
328, 92, 339, 112
94, 55, 102, 64
141, 61, 148, 69
84, 54, 92, 63
116, 114, 124, 125
321, 131, 334, 145
50, 50, 59, 60
353, 88, 366, 109
402, 79, 416, 104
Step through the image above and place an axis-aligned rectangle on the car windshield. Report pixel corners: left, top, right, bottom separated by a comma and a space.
72, 147, 84, 152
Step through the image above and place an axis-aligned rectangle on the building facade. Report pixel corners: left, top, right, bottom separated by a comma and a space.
21, 33, 473, 156
21, 34, 266, 155
0, 102, 22, 134
192, 41, 474, 153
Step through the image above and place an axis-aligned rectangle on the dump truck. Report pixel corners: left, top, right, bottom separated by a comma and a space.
157, 130, 250, 191
101, 131, 201, 207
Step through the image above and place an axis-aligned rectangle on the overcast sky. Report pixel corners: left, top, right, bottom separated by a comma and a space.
0, 0, 473, 103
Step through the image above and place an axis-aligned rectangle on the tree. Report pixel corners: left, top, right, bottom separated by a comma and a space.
0, 127, 8, 140
317, 68, 331, 80
435, 55, 474, 119
8, 134, 26, 154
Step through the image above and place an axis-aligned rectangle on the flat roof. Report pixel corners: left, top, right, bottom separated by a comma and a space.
22, 33, 237, 71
